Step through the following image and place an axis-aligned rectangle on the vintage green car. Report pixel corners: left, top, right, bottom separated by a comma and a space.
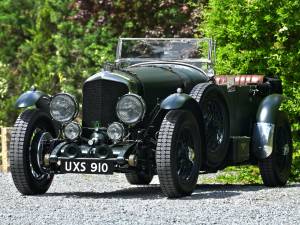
10, 38, 293, 198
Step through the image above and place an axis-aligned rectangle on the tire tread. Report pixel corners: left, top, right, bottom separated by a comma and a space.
156, 111, 185, 198
10, 110, 37, 194
10, 109, 54, 195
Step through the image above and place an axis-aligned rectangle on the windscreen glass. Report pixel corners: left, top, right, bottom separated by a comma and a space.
118, 39, 210, 61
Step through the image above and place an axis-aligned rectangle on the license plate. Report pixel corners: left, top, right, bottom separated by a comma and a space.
60, 159, 114, 174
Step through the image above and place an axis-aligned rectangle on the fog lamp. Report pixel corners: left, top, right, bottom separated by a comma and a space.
64, 122, 82, 140
107, 122, 125, 142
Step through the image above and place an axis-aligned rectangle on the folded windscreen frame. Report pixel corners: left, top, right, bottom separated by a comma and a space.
115, 38, 216, 73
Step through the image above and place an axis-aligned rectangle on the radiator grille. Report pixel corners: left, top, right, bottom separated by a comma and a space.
82, 79, 128, 127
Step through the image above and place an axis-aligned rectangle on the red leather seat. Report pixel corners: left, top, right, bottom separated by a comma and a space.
215, 75, 264, 86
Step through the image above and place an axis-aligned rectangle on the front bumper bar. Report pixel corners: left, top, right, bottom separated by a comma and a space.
48, 141, 136, 174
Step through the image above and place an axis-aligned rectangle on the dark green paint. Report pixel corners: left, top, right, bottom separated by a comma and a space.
15, 90, 46, 108
256, 94, 283, 124
127, 63, 208, 98
252, 94, 284, 159
223, 86, 263, 136
82, 62, 286, 167
160, 93, 196, 110
85, 70, 140, 93
85, 63, 208, 113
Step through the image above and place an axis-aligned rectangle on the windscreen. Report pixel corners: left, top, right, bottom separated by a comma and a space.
117, 38, 214, 63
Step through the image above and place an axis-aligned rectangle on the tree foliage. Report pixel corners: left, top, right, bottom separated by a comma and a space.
0, 0, 206, 126
202, 0, 300, 181
71, 0, 206, 37
0, 0, 299, 181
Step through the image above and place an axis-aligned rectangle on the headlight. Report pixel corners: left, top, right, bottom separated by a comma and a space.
107, 122, 125, 142
50, 93, 78, 123
116, 94, 146, 125
63, 122, 82, 140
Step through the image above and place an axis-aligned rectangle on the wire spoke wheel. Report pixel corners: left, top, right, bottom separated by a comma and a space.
275, 126, 290, 171
10, 109, 57, 195
202, 98, 225, 151
125, 171, 153, 185
156, 110, 204, 198
259, 112, 293, 187
177, 129, 196, 182
190, 83, 230, 169
29, 129, 53, 181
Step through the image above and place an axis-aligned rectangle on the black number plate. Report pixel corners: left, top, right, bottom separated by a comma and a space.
60, 159, 114, 174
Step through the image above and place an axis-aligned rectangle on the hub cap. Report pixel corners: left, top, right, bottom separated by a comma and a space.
29, 129, 52, 180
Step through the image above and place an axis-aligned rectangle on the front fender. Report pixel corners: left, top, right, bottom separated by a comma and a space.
160, 93, 197, 110
16, 89, 50, 111
252, 94, 283, 159
160, 93, 204, 132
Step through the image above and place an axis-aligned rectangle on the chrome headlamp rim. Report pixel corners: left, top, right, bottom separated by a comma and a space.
116, 93, 146, 125
49, 93, 79, 123
107, 122, 125, 142
63, 121, 82, 140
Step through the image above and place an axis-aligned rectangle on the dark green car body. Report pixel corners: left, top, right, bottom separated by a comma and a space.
82, 62, 208, 126
12, 38, 292, 198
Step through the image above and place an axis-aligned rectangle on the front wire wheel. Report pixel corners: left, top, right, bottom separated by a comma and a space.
156, 110, 204, 198
125, 171, 153, 185
10, 109, 57, 195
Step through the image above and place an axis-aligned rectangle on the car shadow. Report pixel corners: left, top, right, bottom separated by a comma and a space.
42, 183, 300, 200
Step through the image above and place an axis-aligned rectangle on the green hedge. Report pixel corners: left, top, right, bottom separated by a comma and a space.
0, 0, 299, 182
201, 0, 300, 182
0, 0, 205, 126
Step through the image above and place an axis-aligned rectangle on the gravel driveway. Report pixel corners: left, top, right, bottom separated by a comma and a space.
0, 172, 299, 225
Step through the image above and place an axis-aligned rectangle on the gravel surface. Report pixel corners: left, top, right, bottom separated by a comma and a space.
0, 172, 299, 225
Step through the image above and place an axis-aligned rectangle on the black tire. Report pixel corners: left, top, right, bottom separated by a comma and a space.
156, 110, 204, 198
125, 172, 153, 185
259, 112, 293, 186
190, 83, 230, 169
10, 109, 57, 195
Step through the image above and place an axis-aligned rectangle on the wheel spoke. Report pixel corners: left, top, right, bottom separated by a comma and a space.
203, 99, 224, 152
275, 127, 289, 171
176, 129, 197, 181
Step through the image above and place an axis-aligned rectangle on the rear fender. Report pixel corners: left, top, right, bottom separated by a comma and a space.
252, 94, 283, 159
16, 89, 50, 112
